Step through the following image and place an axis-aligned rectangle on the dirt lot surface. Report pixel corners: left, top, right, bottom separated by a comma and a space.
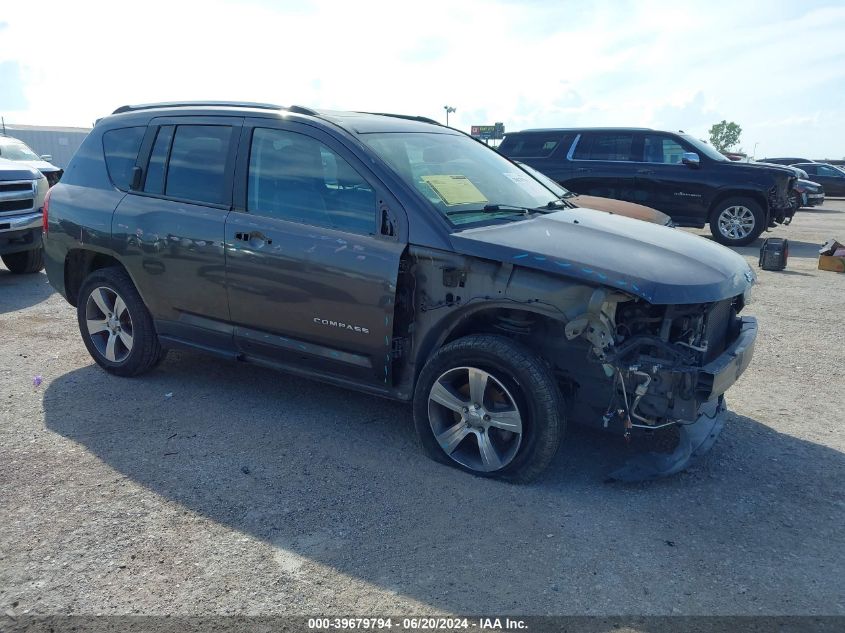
1, 200, 843, 620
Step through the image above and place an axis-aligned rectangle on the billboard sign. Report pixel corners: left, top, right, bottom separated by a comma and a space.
471, 122, 505, 140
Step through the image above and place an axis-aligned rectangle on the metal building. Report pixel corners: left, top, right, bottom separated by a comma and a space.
1, 123, 91, 169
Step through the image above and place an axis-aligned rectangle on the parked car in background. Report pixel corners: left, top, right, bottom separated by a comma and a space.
0, 135, 64, 186
762, 157, 815, 165
514, 161, 672, 226
498, 128, 797, 246
0, 158, 48, 273
793, 178, 825, 208
790, 163, 845, 197
42, 101, 759, 482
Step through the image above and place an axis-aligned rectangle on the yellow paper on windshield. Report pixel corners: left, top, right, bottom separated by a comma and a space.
421, 175, 488, 206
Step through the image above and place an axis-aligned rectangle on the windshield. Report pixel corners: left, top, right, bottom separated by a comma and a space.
679, 134, 728, 162
515, 161, 569, 198
361, 132, 557, 225
0, 140, 41, 161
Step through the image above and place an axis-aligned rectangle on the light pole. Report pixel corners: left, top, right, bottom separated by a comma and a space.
444, 105, 456, 126
752, 142, 759, 160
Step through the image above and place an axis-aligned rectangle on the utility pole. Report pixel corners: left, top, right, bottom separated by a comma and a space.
443, 105, 456, 127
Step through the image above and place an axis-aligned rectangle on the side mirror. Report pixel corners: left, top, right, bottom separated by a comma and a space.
40, 154, 53, 162
681, 152, 700, 168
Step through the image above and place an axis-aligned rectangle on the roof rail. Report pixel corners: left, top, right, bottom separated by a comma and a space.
288, 105, 319, 116
111, 101, 286, 115
356, 112, 441, 126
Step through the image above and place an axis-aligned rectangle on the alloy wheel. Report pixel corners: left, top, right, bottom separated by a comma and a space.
84, 286, 134, 363
427, 366, 523, 472
717, 205, 756, 240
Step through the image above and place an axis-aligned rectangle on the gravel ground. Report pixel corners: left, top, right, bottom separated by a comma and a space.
1, 200, 843, 619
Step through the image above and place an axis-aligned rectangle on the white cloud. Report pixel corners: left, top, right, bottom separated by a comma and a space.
1, 0, 843, 157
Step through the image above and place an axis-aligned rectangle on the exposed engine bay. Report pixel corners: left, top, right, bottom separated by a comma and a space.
564, 289, 744, 438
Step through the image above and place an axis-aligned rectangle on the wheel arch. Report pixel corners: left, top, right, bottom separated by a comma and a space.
64, 249, 130, 307
408, 302, 568, 392
708, 189, 769, 220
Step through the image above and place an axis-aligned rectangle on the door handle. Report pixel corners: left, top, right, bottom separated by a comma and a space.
637, 169, 654, 174
235, 231, 272, 245
575, 168, 592, 173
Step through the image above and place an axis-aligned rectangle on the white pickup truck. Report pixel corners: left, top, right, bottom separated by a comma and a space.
0, 158, 48, 274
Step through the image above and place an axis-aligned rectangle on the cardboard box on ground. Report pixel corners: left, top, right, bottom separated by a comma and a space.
818, 239, 845, 273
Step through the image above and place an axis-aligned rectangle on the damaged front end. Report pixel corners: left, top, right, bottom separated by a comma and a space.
771, 176, 798, 225
566, 289, 757, 481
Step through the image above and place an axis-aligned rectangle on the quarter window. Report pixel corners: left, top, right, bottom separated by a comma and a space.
247, 128, 376, 234
500, 134, 568, 158
572, 133, 634, 161
164, 125, 232, 205
642, 135, 686, 164
102, 126, 145, 190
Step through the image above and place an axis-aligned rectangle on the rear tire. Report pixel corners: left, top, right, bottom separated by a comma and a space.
413, 334, 564, 483
709, 197, 765, 246
77, 267, 163, 377
2, 247, 44, 274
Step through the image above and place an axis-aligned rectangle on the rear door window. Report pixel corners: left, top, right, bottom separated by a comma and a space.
102, 126, 145, 190
164, 125, 233, 205
573, 133, 634, 161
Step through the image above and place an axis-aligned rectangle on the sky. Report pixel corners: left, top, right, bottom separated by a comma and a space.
1, 0, 844, 158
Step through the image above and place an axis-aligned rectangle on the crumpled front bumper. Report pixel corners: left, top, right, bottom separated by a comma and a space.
609, 317, 757, 482
695, 317, 757, 401
608, 397, 727, 482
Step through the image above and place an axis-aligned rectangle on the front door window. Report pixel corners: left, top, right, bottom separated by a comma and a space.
248, 128, 376, 235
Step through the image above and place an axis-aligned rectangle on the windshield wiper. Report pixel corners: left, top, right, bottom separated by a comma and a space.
445, 204, 532, 217
543, 198, 575, 210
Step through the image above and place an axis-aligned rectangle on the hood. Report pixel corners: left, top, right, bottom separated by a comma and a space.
730, 161, 795, 178
571, 195, 672, 226
16, 158, 61, 173
449, 209, 754, 305
0, 157, 41, 181
796, 178, 822, 191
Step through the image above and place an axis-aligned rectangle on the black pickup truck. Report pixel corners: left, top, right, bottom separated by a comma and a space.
42, 102, 758, 481
499, 128, 797, 246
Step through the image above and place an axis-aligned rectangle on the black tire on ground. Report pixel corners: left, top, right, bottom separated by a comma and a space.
1, 247, 44, 274
76, 266, 163, 377
709, 197, 766, 246
412, 334, 564, 483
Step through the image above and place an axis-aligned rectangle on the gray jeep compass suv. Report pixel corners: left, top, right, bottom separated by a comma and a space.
43, 102, 758, 481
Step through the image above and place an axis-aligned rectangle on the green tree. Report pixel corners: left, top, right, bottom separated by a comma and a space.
708, 120, 742, 152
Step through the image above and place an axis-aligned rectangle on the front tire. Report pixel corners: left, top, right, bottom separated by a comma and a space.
77, 267, 164, 376
709, 197, 765, 246
2, 247, 44, 274
413, 334, 564, 483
